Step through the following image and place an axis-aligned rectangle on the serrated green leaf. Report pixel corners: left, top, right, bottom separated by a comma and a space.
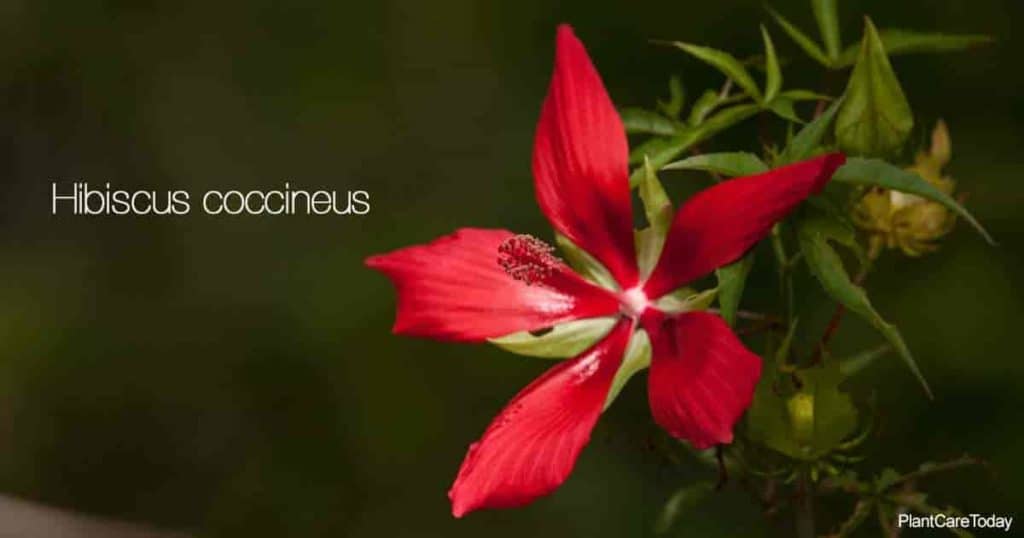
663, 151, 769, 178
761, 26, 782, 102
838, 30, 993, 67
798, 217, 932, 398
811, 0, 842, 60
767, 96, 804, 124
620, 107, 679, 136
654, 481, 715, 534
555, 234, 618, 290
636, 158, 674, 277
835, 18, 914, 157
767, 7, 832, 67
657, 75, 686, 118
832, 157, 994, 243
715, 252, 755, 327
605, 329, 651, 409
778, 97, 843, 164
670, 41, 762, 101
490, 317, 617, 359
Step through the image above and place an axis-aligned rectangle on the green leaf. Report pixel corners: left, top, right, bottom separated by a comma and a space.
663, 152, 769, 177
832, 157, 994, 244
555, 234, 618, 290
835, 18, 914, 157
490, 317, 617, 359
636, 158, 674, 277
778, 97, 843, 164
767, 96, 804, 124
798, 216, 932, 398
760, 26, 782, 102
780, 89, 832, 101
605, 330, 651, 409
838, 30, 993, 67
767, 7, 832, 67
620, 107, 679, 136
811, 0, 842, 60
839, 344, 890, 377
654, 481, 715, 534
629, 104, 759, 185
687, 89, 720, 126
657, 75, 686, 118
669, 41, 762, 101
716, 253, 755, 326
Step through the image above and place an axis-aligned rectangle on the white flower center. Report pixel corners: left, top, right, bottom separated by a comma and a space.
619, 286, 649, 318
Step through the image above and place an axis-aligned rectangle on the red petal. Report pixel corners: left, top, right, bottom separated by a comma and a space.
366, 228, 619, 342
643, 153, 845, 298
533, 25, 638, 289
642, 310, 761, 449
448, 318, 633, 517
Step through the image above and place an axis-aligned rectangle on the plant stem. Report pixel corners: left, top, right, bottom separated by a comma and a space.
770, 224, 795, 323
795, 470, 816, 538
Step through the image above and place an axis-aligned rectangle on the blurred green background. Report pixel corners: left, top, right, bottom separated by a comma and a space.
0, 0, 1020, 536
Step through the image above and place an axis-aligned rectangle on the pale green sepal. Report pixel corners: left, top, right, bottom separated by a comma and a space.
604, 329, 651, 410
554, 233, 619, 290
490, 317, 618, 359
654, 287, 718, 313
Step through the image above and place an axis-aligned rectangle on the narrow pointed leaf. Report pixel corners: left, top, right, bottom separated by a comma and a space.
669, 41, 762, 101
761, 26, 782, 102
715, 252, 755, 326
811, 0, 842, 60
620, 107, 680, 136
779, 97, 843, 164
832, 157, 994, 244
768, 8, 832, 67
798, 217, 932, 398
688, 89, 720, 126
767, 97, 804, 124
657, 75, 686, 118
630, 104, 759, 184
838, 30, 993, 67
839, 344, 890, 377
491, 317, 618, 358
654, 287, 718, 313
780, 89, 833, 101
663, 152, 769, 177
835, 18, 914, 157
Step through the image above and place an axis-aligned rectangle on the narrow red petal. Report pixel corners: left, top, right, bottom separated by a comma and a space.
642, 310, 761, 450
644, 153, 846, 298
366, 228, 619, 342
533, 25, 638, 289
448, 317, 633, 517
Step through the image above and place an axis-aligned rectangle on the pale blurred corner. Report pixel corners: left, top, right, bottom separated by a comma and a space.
0, 495, 188, 538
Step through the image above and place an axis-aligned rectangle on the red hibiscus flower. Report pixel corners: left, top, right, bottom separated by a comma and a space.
366, 25, 845, 518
